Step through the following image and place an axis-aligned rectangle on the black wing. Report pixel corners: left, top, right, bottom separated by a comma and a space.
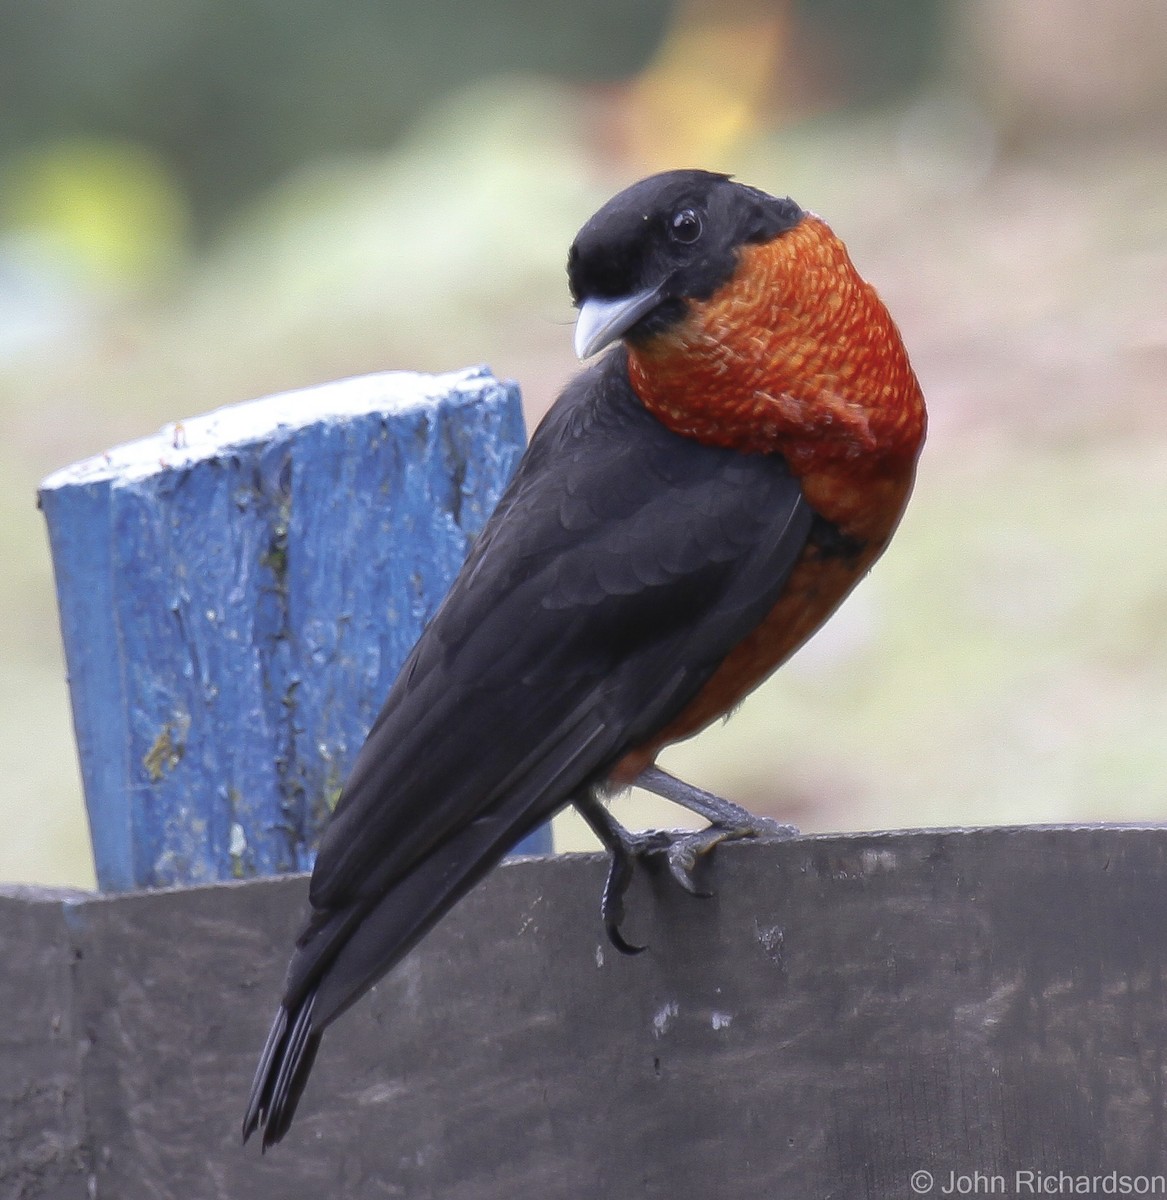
244, 349, 813, 1146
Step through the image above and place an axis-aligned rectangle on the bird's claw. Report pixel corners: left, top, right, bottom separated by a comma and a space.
664, 829, 719, 896
575, 785, 800, 956
602, 821, 795, 950
599, 827, 672, 954
657, 816, 798, 897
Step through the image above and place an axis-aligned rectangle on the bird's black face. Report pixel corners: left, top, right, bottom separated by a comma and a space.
567, 170, 804, 358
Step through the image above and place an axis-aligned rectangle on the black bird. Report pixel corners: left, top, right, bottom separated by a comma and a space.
243, 169, 925, 1148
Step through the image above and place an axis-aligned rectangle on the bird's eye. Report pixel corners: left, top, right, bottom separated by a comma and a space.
669, 208, 702, 244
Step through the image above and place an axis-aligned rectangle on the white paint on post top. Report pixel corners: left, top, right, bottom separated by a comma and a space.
41, 366, 496, 488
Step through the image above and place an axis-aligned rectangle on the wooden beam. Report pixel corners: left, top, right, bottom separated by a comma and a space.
4, 827, 1166, 1197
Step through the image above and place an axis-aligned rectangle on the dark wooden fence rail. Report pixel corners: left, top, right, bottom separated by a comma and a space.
6, 828, 1167, 1199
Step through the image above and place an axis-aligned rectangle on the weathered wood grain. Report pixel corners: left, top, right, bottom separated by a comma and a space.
4, 827, 1167, 1198
0, 887, 89, 1200
38, 368, 548, 892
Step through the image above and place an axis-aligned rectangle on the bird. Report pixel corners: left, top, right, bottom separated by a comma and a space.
242, 168, 926, 1148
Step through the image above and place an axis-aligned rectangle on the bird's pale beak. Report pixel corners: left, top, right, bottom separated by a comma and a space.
573, 284, 665, 359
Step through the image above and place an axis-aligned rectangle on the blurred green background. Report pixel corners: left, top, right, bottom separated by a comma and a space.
2, 0, 1165, 888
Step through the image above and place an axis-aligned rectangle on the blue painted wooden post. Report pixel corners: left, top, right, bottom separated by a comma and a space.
39, 367, 552, 893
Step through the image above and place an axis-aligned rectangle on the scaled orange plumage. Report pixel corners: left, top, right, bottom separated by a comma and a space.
614, 215, 925, 780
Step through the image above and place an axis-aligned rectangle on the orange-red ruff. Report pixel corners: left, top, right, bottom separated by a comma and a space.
614, 216, 926, 779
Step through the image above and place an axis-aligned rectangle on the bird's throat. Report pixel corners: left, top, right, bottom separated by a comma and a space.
625, 216, 926, 543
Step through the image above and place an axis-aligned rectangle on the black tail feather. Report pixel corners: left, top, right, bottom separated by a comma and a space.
242, 793, 566, 1148
241, 1005, 285, 1143
242, 995, 322, 1150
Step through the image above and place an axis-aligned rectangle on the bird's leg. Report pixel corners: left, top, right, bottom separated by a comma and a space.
635, 765, 796, 832
633, 764, 800, 895
575, 771, 800, 955
574, 791, 674, 956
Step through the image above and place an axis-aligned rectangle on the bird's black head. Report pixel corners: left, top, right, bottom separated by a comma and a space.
567, 170, 803, 358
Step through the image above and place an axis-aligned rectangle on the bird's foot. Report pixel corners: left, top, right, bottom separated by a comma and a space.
575, 776, 799, 955
593, 819, 673, 955
633, 764, 799, 894
575, 792, 679, 953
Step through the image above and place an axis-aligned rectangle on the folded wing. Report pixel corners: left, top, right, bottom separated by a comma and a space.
244, 349, 813, 1146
